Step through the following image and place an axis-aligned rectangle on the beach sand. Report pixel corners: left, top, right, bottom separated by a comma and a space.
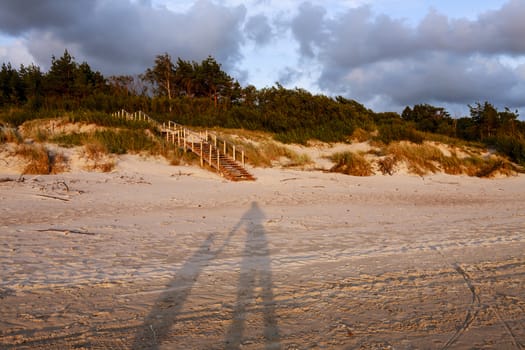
1, 155, 524, 349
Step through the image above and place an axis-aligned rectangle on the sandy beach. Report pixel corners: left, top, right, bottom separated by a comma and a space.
1, 155, 524, 349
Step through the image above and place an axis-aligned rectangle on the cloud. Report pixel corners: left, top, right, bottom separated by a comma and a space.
244, 14, 273, 45
0, 38, 34, 67
0, 0, 95, 35
291, 2, 327, 58
0, 0, 247, 75
290, 0, 525, 111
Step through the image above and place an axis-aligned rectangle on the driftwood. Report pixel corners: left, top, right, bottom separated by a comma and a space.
36, 228, 95, 236
34, 194, 70, 202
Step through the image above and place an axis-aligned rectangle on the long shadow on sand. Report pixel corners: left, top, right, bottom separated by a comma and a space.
224, 202, 280, 349
132, 202, 280, 349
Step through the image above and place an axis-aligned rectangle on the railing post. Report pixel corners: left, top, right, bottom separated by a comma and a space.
183, 129, 187, 153
214, 135, 217, 148
233, 145, 236, 161
223, 141, 226, 155
209, 144, 212, 165
217, 150, 220, 169
242, 151, 245, 167
200, 141, 203, 167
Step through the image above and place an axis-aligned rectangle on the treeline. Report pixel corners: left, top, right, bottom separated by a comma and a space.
1, 50, 524, 165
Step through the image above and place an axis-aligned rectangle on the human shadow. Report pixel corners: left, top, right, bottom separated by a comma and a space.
132, 202, 280, 349
224, 202, 281, 349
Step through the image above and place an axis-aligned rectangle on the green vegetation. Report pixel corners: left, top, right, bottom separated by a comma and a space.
1, 50, 524, 176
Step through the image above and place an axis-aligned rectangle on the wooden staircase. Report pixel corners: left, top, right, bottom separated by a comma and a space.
112, 110, 255, 181
191, 142, 256, 181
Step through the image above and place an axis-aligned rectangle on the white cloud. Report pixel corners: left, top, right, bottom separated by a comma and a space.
0, 37, 35, 68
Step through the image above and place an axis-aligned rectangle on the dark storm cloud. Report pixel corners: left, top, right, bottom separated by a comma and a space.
0, 0, 247, 75
0, 0, 94, 35
292, 0, 525, 111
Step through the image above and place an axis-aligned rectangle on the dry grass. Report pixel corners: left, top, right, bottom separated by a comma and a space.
0, 127, 22, 144
240, 140, 312, 168
18, 119, 54, 142
377, 156, 397, 175
81, 142, 115, 172
213, 129, 313, 167
212, 127, 273, 143
474, 157, 520, 178
386, 142, 442, 176
15, 144, 68, 174
330, 152, 374, 176
380, 141, 521, 177
164, 148, 199, 166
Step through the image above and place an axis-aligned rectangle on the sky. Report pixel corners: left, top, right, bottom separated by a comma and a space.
0, 0, 524, 116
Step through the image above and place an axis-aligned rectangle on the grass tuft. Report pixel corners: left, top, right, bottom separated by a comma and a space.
377, 156, 397, 175
386, 142, 442, 176
330, 152, 374, 176
240, 141, 311, 167
15, 144, 68, 174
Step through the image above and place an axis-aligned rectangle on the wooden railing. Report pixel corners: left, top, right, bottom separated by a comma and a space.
162, 120, 246, 168
112, 109, 157, 124
111, 110, 253, 180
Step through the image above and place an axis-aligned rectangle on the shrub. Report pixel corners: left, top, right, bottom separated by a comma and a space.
0, 109, 38, 126
494, 135, 525, 165
330, 152, 373, 176
376, 124, 424, 144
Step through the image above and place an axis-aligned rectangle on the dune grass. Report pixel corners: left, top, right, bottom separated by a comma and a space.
330, 152, 374, 176
15, 144, 68, 174
386, 142, 442, 176
239, 140, 312, 168
381, 141, 521, 177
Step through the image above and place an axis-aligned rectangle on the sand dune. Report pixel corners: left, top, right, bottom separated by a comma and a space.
1, 155, 524, 349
